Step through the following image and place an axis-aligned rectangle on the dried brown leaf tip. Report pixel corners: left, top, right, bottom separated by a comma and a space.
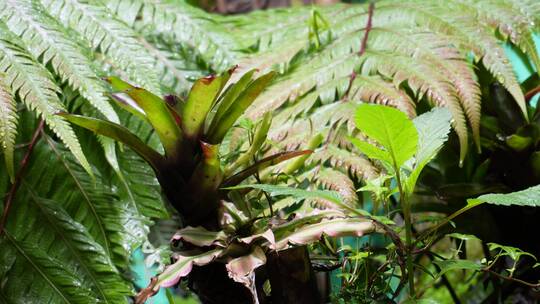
201, 74, 216, 84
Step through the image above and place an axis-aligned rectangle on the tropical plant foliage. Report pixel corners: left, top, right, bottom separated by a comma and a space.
0, 0, 540, 303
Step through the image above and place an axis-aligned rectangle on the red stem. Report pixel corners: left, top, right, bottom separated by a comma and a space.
525, 85, 540, 103
344, 2, 375, 99
358, 2, 375, 57
0, 120, 45, 235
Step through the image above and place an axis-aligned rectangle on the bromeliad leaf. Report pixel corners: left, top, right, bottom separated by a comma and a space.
59, 114, 164, 170
136, 249, 224, 304
209, 69, 258, 135
118, 83, 183, 158
354, 104, 418, 168
182, 72, 232, 140
274, 218, 375, 250
207, 71, 276, 144
226, 247, 267, 304
172, 226, 227, 247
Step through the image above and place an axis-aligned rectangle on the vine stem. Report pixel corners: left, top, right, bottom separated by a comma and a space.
0, 120, 45, 235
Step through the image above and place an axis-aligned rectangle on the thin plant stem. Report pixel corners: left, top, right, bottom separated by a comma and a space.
0, 120, 45, 235
394, 166, 415, 296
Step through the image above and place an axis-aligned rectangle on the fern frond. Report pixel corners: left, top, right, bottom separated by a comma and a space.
246, 49, 357, 119
142, 34, 208, 94
360, 50, 470, 160
41, 0, 161, 94
0, 74, 17, 180
310, 144, 379, 181
2, 189, 132, 303
375, 1, 526, 116
462, 0, 540, 73
131, 0, 238, 71
105, 0, 144, 27
0, 233, 96, 304
0, 21, 91, 175
307, 168, 358, 207
366, 28, 481, 146
0, 0, 119, 124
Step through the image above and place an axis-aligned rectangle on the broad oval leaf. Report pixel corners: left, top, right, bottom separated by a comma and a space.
405, 107, 452, 194
468, 184, 540, 207
354, 104, 418, 168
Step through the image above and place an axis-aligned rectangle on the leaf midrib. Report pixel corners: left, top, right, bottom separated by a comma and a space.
43, 135, 111, 256
4, 231, 71, 304
25, 185, 114, 304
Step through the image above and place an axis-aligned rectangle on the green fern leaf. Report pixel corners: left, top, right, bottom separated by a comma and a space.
131, 0, 238, 71
142, 35, 208, 94
0, 232, 97, 303
310, 144, 379, 181
308, 168, 358, 207
0, 0, 119, 124
41, 0, 161, 94
0, 21, 92, 176
0, 74, 17, 181
105, 0, 144, 26
1, 188, 132, 303
466, 0, 540, 74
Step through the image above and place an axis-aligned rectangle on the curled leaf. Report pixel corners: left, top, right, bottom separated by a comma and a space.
136, 249, 224, 303
172, 226, 227, 247
226, 247, 267, 304
274, 218, 375, 251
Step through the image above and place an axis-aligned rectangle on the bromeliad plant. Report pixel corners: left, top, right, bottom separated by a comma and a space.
62, 70, 379, 303
62, 68, 281, 227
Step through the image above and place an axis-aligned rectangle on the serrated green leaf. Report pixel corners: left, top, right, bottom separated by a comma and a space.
405, 107, 452, 194
354, 104, 418, 168
0, 74, 17, 181
433, 259, 483, 279
349, 137, 392, 165
469, 184, 540, 207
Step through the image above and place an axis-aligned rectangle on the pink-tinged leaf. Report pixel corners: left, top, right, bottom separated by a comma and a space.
172, 226, 227, 247
136, 249, 224, 303
226, 247, 267, 304
274, 218, 375, 251
272, 209, 345, 240
239, 229, 276, 249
